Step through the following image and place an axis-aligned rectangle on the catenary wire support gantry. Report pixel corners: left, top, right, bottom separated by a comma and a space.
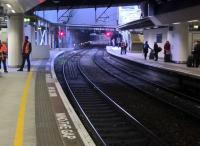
95, 3, 112, 23
58, 6, 73, 24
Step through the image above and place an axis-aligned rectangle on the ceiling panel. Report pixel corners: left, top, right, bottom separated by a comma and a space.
17, 0, 45, 12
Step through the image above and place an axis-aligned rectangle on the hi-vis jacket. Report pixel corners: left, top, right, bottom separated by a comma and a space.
23, 41, 32, 55
0, 43, 8, 60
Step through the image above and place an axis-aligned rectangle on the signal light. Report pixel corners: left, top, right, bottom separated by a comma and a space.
105, 32, 112, 37
58, 31, 64, 37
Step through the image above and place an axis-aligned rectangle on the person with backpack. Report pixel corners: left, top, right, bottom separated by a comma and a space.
154, 42, 162, 61
143, 41, 151, 60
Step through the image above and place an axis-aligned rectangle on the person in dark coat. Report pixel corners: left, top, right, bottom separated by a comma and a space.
17, 36, 32, 72
143, 41, 151, 60
193, 41, 200, 67
154, 42, 159, 61
164, 41, 171, 62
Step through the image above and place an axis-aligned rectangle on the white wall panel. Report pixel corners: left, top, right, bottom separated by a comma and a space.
143, 27, 168, 57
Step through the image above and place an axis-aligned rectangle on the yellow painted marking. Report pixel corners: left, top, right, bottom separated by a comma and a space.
13, 72, 33, 146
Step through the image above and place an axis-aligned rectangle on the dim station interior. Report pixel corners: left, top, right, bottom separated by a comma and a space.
0, 0, 200, 146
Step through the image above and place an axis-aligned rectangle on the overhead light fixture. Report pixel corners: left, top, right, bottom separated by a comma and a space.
11, 10, 16, 13
173, 22, 180, 25
24, 18, 30, 22
194, 25, 199, 29
53, 0, 60, 4
6, 4, 12, 8
187, 20, 199, 23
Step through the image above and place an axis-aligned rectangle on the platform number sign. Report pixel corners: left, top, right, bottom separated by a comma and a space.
156, 34, 162, 43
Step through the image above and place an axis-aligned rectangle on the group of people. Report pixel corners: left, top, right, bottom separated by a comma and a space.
143, 41, 171, 62
0, 36, 32, 73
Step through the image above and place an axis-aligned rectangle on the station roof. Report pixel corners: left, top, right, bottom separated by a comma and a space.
1, 0, 200, 14
32, 0, 200, 13
118, 17, 155, 30
0, 0, 44, 13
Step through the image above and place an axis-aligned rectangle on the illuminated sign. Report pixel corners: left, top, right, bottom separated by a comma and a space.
118, 6, 141, 25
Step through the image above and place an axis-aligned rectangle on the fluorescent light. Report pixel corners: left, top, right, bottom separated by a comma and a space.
11, 10, 16, 13
188, 20, 199, 23
173, 22, 180, 25
6, 4, 12, 8
194, 25, 199, 29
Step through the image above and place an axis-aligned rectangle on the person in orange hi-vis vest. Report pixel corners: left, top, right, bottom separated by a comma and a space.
0, 40, 8, 73
17, 36, 32, 72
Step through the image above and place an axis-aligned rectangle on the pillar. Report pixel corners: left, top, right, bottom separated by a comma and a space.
7, 14, 24, 67
168, 23, 189, 63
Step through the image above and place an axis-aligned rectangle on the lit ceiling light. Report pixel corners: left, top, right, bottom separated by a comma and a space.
11, 10, 16, 13
53, 0, 60, 4
188, 20, 199, 23
194, 25, 199, 29
173, 22, 180, 25
6, 4, 12, 8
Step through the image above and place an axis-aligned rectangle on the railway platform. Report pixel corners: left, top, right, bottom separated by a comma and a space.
0, 48, 95, 146
106, 46, 200, 79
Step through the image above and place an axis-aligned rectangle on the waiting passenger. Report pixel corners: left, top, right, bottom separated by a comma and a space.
143, 41, 151, 60
154, 42, 162, 61
164, 41, 171, 62
192, 41, 200, 67
0, 40, 8, 73
120, 41, 127, 55
17, 36, 32, 72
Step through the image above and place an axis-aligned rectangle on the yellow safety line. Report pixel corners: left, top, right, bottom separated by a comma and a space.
13, 72, 33, 146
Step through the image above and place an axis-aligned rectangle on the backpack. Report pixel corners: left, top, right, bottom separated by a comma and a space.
158, 47, 162, 52
143, 44, 149, 53
186, 55, 193, 67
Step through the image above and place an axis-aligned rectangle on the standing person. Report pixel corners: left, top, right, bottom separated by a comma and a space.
17, 36, 32, 72
0, 40, 8, 73
193, 40, 200, 67
120, 41, 127, 55
164, 41, 171, 62
143, 41, 150, 60
154, 42, 159, 61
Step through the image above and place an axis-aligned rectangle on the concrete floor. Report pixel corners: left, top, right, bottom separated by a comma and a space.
0, 69, 36, 146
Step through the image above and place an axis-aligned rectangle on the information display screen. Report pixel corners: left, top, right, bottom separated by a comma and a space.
118, 6, 141, 25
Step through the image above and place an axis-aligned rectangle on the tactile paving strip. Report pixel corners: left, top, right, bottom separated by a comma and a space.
35, 65, 64, 146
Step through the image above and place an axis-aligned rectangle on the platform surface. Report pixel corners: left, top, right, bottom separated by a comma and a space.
107, 46, 200, 79
0, 48, 95, 146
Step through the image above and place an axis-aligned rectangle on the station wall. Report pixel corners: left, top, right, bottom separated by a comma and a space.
143, 24, 197, 63
143, 27, 169, 58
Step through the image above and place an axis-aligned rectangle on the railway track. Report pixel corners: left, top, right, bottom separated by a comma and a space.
106, 52, 200, 100
93, 49, 200, 120
55, 50, 166, 146
55, 48, 200, 146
